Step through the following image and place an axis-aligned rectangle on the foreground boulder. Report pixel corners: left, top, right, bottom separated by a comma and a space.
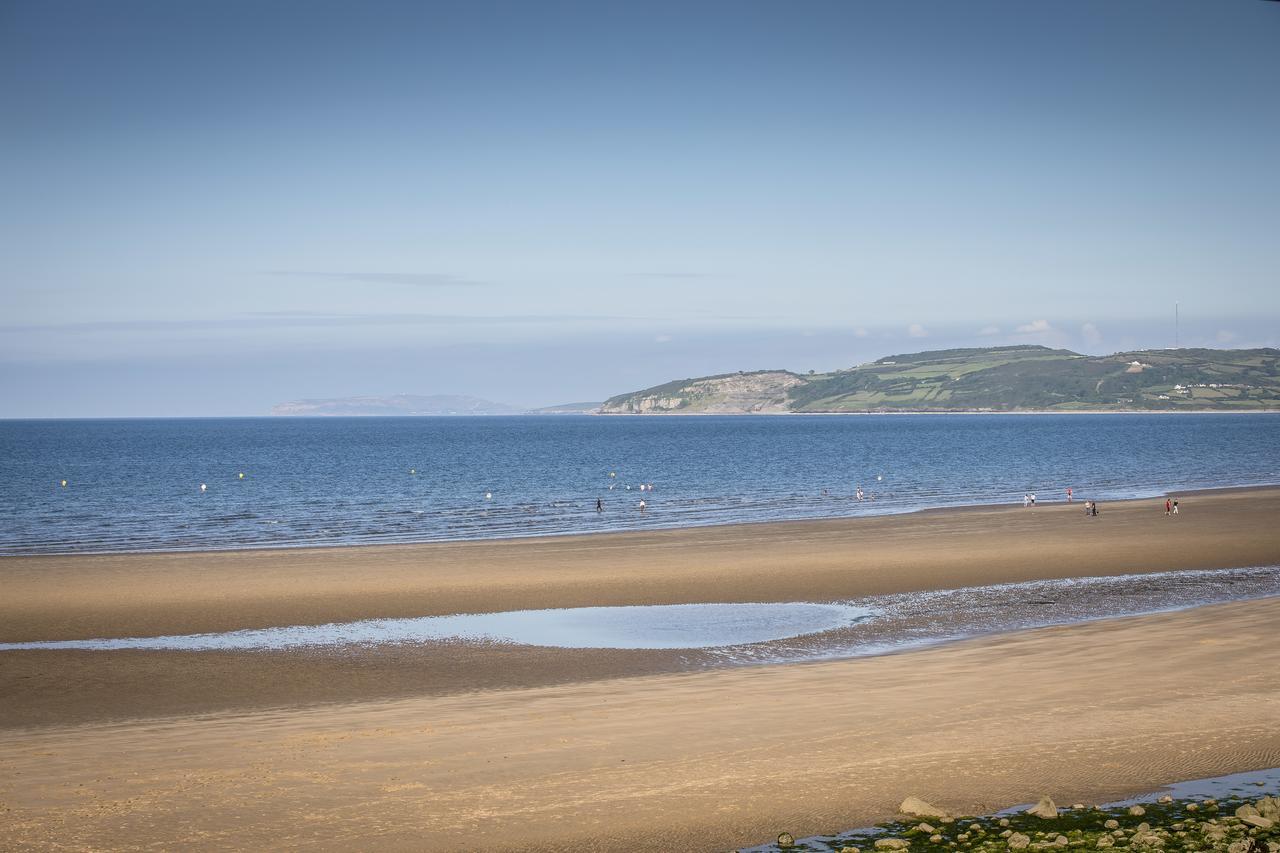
1025, 796, 1059, 819
899, 796, 950, 819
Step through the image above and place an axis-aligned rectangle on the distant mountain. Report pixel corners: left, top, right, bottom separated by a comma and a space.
602, 346, 1280, 413
271, 394, 521, 416
529, 401, 603, 414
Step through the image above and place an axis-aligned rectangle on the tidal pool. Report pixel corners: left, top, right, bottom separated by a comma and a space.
0, 602, 874, 652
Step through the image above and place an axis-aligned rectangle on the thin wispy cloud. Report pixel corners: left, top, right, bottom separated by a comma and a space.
626, 272, 716, 280
0, 313, 647, 335
265, 271, 491, 287
1081, 322, 1103, 345
907, 323, 929, 338
978, 325, 1001, 336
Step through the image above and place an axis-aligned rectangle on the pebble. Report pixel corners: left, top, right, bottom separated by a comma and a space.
1158, 795, 1173, 804
1007, 832, 1032, 850
874, 839, 909, 850
1104, 820, 1119, 830
1128, 806, 1146, 817
930, 835, 943, 844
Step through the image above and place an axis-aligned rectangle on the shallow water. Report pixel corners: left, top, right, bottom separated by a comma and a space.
4, 566, 1277, 656
3, 413, 1278, 555
0, 602, 873, 652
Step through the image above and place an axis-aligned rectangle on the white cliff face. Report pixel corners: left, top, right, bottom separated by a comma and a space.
602, 372, 806, 414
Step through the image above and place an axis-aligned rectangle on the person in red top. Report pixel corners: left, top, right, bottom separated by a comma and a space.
1165, 498, 1172, 516
1066, 487, 1073, 503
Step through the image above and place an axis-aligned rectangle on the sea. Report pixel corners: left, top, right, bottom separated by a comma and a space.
2, 413, 1278, 556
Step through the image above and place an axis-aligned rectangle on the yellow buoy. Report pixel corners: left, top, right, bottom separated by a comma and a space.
238, 472, 245, 479
60, 479, 67, 487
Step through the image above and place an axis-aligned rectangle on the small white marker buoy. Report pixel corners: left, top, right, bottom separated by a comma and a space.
238, 472, 245, 479
609, 471, 616, 478
876, 474, 883, 481
200, 483, 207, 492
409, 468, 416, 475
485, 491, 492, 500
60, 479, 67, 487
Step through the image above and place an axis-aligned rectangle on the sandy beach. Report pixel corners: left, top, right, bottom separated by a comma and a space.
2, 488, 1279, 850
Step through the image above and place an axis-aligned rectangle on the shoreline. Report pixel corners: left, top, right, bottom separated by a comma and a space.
5, 487, 1279, 643
5, 481, 1277, 561
2, 487, 1279, 731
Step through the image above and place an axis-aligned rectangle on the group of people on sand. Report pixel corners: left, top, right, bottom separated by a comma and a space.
1022, 488, 1100, 515
1017, 487, 1182, 519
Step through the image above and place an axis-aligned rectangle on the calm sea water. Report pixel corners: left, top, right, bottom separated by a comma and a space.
1, 414, 1277, 555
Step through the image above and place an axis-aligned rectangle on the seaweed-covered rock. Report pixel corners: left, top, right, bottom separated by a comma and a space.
874, 838, 909, 850
1008, 832, 1032, 849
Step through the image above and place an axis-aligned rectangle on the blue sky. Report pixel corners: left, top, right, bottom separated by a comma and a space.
2, 0, 1278, 415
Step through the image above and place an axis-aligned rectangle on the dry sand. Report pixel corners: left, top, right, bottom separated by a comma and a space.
1, 489, 1279, 850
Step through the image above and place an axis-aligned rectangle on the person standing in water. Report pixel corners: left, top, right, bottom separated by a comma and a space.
1066, 487, 1073, 503
638, 498, 647, 512
596, 497, 603, 513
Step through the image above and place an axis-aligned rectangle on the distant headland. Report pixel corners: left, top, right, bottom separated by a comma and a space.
600, 345, 1280, 414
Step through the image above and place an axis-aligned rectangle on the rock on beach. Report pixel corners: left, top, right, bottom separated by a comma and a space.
1026, 796, 1059, 819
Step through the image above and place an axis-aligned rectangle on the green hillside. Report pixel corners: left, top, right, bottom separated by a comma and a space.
602, 346, 1280, 413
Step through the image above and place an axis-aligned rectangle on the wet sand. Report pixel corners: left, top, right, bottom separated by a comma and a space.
1, 489, 1278, 849
1, 599, 1278, 851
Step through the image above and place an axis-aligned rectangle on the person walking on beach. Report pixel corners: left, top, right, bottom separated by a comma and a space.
1066, 487, 1073, 503
1091, 501, 1099, 517
1030, 493, 1036, 506
1023, 493, 1030, 508
1172, 498, 1179, 515
1165, 498, 1172, 516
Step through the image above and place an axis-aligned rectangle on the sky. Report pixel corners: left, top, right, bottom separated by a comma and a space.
2, 0, 1278, 416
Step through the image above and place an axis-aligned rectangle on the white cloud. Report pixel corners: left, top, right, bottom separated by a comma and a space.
1217, 329, 1237, 344
853, 327, 869, 338
654, 333, 673, 344
1015, 319, 1053, 335
907, 323, 929, 338
1081, 322, 1102, 345
978, 325, 1001, 336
